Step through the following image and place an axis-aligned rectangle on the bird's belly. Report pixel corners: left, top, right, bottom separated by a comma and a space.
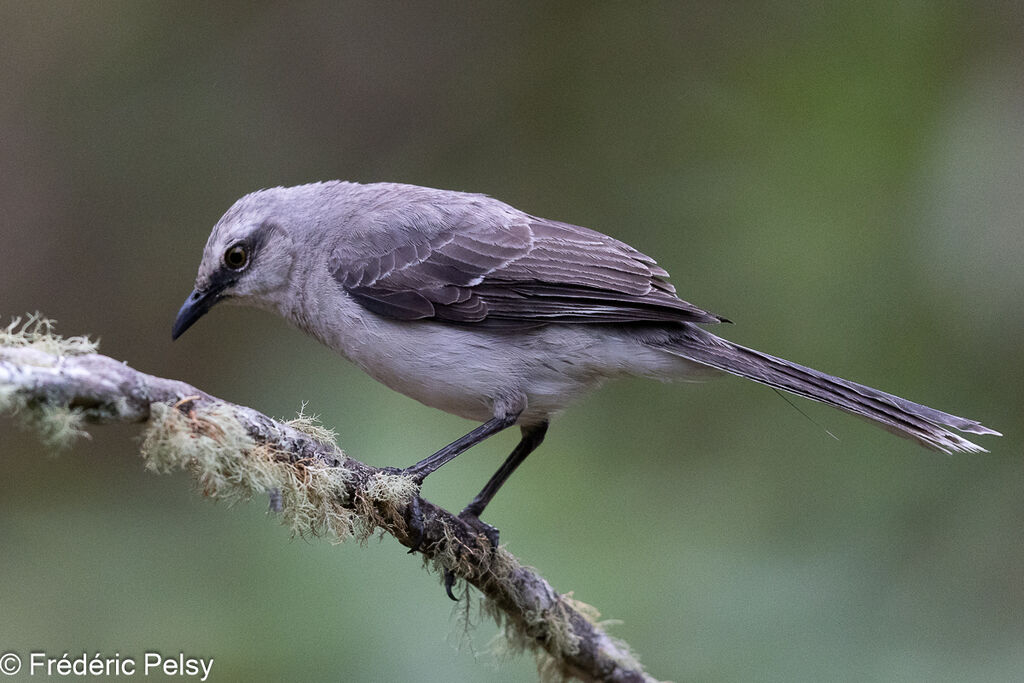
296, 290, 713, 423
328, 319, 629, 423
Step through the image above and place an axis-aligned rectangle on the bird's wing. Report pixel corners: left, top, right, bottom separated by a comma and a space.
330, 210, 725, 327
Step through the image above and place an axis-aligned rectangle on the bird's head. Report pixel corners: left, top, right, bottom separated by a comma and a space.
172, 189, 301, 340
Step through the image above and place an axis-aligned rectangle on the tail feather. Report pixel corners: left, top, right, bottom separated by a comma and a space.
652, 327, 1000, 454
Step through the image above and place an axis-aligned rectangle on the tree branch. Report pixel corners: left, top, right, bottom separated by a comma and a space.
0, 318, 656, 683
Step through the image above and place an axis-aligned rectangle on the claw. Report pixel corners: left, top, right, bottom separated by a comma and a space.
439, 513, 499, 602
443, 570, 458, 601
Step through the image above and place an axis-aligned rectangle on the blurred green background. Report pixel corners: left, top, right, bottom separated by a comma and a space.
1, 2, 1021, 681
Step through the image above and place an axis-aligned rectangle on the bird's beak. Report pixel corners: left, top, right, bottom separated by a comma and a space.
172, 287, 221, 340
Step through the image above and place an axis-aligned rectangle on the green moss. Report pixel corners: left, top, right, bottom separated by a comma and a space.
481, 572, 645, 682
2, 318, 637, 678
0, 313, 98, 356
0, 385, 22, 416
431, 522, 614, 681
140, 401, 362, 543
27, 404, 88, 450
276, 459, 358, 542
0, 315, 97, 449
486, 594, 581, 682
0, 313, 96, 450
1, 394, 89, 452
285, 403, 339, 446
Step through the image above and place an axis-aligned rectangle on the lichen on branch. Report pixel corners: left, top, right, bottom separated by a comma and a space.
0, 316, 655, 683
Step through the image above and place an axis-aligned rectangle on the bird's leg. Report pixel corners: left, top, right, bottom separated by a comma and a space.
388, 413, 520, 553
459, 421, 548, 545
443, 421, 548, 600
402, 413, 520, 483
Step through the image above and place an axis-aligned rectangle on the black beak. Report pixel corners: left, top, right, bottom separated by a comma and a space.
172, 287, 222, 340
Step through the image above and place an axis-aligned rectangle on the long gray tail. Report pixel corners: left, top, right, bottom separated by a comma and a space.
651, 327, 1000, 454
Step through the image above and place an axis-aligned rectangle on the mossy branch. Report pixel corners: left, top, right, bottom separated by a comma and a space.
0, 316, 655, 683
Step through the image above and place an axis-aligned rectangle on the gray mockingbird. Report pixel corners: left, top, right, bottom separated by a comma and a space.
172, 181, 999, 572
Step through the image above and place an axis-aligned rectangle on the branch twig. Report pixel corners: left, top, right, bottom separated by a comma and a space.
0, 319, 655, 683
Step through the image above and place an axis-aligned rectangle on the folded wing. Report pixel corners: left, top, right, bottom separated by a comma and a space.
332, 211, 725, 327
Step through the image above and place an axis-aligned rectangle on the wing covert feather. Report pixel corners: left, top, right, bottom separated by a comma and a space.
332, 204, 724, 326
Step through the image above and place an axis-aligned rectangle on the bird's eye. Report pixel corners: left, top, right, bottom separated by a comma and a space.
223, 244, 248, 270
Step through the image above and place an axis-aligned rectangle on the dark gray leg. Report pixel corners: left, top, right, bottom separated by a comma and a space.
461, 421, 548, 519
401, 413, 520, 483
393, 413, 520, 554
443, 421, 549, 600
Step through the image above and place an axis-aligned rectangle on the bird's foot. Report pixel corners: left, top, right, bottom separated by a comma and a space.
458, 510, 500, 550
441, 511, 500, 601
